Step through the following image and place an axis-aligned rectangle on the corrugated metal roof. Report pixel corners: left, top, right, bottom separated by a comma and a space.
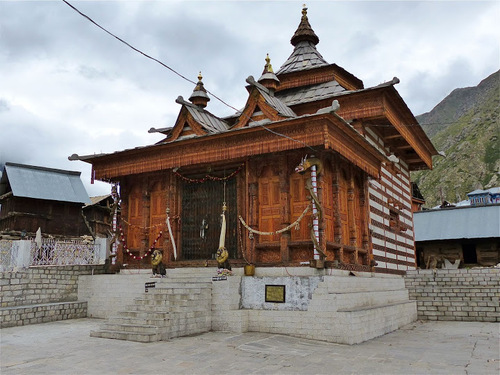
414, 205, 500, 241
86, 194, 111, 207
1, 163, 90, 204
468, 187, 500, 196
276, 41, 329, 75
185, 105, 229, 133
276, 80, 346, 106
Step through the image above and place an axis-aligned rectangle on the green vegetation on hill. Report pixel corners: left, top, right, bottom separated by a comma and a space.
412, 70, 499, 207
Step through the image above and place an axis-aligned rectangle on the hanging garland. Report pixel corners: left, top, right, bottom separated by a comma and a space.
173, 163, 244, 183
120, 218, 165, 230
118, 224, 163, 260
239, 204, 311, 239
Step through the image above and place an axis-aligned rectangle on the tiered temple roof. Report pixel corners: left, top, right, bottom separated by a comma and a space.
71, 6, 437, 175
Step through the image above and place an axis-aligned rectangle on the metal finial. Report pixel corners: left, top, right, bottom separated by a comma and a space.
197, 72, 203, 82
264, 53, 274, 73
302, 4, 307, 17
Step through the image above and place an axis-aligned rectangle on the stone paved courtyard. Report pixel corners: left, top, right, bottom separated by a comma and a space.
1, 319, 499, 374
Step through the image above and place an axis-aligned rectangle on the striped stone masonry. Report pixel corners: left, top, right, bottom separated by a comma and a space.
405, 268, 500, 322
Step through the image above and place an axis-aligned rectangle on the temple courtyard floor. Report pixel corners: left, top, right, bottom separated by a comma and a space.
0, 318, 498, 375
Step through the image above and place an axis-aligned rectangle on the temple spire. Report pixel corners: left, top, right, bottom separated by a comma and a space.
290, 5, 319, 46
188, 72, 210, 108
276, 5, 328, 75
258, 54, 280, 92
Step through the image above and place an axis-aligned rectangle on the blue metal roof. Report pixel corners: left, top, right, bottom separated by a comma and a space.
1, 163, 90, 204
414, 204, 500, 241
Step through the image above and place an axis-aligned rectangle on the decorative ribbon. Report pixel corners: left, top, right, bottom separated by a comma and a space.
166, 209, 177, 260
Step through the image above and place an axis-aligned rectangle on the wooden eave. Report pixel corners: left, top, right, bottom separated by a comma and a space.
290, 85, 438, 171
80, 113, 385, 181
276, 64, 364, 92
167, 106, 208, 142
232, 87, 292, 129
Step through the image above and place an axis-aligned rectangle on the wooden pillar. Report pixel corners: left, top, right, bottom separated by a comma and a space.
347, 166, 358, 264
279, 155, 290, 263
247, 161, 258, 264
331, 155, 343, 262
361, 174, 370, 251
116, 180, 127, 266
236, 163, 247, 261
141, 178, 150, 261
166, 170, 180, 262
317, 154, 327, 260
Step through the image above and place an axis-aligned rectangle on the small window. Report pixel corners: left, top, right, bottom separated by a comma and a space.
389, 209, 399, 231
462, 243, 477, 264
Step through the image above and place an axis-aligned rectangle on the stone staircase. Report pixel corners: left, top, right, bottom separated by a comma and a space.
307, 274, 417, 344
88, 268, 416, 345
90, 275, 213, 343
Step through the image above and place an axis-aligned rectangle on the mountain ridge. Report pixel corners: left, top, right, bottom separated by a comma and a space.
412, 70, 499, 207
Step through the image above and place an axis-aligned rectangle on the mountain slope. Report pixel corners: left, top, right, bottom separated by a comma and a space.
412, 70, 499, 207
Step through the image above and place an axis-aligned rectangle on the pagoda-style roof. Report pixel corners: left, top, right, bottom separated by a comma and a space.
276, 79, 345, 107
277, 40, 329, 75
70, 6, 438, 178
277, 7, 328, 75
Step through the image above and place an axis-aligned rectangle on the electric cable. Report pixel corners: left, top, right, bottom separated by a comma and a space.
62, 0, 317, 152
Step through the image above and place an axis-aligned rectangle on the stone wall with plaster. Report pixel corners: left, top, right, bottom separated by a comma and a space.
241, 276, 322, 311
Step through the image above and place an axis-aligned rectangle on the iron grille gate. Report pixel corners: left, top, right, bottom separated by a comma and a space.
181, 178, 238, 260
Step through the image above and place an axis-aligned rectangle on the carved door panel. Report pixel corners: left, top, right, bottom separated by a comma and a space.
323, 172, 335, 242
181, 179, 237, 260
127, 185, 143, 250
258, 169, 281, 243
289, 173, 311, 241
149, 185, 166, 248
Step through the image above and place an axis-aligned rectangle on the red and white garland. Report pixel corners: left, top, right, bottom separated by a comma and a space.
119, 224, 163, 260
173, 164, 244, 183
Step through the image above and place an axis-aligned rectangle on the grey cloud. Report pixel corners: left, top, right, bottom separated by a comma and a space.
0, 99, 10, 112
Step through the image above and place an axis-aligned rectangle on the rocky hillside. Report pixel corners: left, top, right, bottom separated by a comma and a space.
412, 70, 499, 207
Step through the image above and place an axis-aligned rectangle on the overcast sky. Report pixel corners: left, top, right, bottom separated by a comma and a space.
1, 0, 498, 196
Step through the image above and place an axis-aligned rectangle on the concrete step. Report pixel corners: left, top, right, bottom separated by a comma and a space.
309, 289, 410, 312
152, 281, 212, 290
322, 276, 406, 293
337, 299, 416, 313
101, 322, 161, 334
110, 316, 169, 326
90, 329, 161, 343
90, 275, 214, 343
118, 310, 169, 319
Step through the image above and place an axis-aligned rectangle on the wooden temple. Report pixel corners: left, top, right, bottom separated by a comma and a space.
71, 7, 437, 274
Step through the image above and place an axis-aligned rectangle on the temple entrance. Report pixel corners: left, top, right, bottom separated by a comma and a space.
181, 178, 237, 260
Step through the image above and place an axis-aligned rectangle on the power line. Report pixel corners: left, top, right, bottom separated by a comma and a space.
62, 1, 454, 152
62, 0, 317, 152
